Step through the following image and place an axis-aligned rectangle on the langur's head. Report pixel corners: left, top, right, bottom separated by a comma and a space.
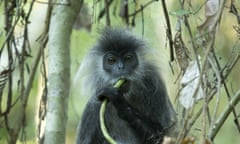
92, 28, 148, 83
78, 28, 154, 95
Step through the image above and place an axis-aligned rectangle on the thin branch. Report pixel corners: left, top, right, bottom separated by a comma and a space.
212, 49, 240, 133
141, 5, 144, 36
222, 42, 240, 79
97, 0, 113, 22
35, 0, 70, 6
182, 36, 212, 139
200, 0, 240, 138
36, 2, 52, 143
119, 0, 129, 25
15, 0, 36, 140
105, 0, 111, 26
229, 0, 240, 24
128, 0, 156, 17
208, 56, 221, 133
208, 89, 240, 140
161, 0, 174, 61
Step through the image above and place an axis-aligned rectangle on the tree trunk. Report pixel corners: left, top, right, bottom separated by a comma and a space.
44, 0, 81, 144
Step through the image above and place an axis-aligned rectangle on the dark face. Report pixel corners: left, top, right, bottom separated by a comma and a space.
103, 50, 138, 78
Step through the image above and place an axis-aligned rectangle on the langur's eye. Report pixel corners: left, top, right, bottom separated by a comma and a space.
125, 55, 133, 61
107, 57, 116, 64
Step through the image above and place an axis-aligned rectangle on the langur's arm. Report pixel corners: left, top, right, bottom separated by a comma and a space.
98, 87, 164, 138
76, 102, 104, 144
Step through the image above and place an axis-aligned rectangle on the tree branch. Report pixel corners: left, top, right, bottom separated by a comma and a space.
208, 89, 240, 140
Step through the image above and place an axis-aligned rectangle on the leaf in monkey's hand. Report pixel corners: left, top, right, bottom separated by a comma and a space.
197, 0, 219, 32
100, 79, 126, 144
114, 79, 125, 88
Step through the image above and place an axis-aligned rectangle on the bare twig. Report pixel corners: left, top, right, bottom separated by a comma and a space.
212, 49, 240, 133
207, 0, 240, 134
222, 43, 240, 79
161, 0, 174, 61
35, 0, 70, 6
229, 0, 240, 24
119, 0, 129, 25
208, 56, 221, 132
128, 0, 156, 17
177, 0, 202, 80
172, 0, 240, 143
141, 5, 144, 36
105, 0, 111, 26
97, 0, 113, 22
208, 89, 240, 140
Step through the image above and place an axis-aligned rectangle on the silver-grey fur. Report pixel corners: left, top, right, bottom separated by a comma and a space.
76, 28, 177, 144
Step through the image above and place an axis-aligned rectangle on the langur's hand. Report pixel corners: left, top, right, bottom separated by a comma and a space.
98, 87, 134, 122
98, 79, 130, 102
98, 87, 129, 111
118, 80, 130, 93
98, 87, 121, 102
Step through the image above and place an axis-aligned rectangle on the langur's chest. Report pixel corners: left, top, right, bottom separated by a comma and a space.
104, 104, 141, 144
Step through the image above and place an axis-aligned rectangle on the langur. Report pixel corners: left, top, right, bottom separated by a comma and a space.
76, 28, 177, 144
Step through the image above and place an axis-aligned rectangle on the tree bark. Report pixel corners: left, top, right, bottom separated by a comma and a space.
44, 0, 81, 144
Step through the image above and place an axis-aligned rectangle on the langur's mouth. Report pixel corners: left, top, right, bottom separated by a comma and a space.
113, 78, 128, 86
114, 78, 131, 93
118, 77, 130, 84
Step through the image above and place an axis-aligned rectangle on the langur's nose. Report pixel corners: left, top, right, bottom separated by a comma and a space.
118, 62, 124, 70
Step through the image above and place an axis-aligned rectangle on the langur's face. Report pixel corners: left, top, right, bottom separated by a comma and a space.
103, 50, 139, 79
